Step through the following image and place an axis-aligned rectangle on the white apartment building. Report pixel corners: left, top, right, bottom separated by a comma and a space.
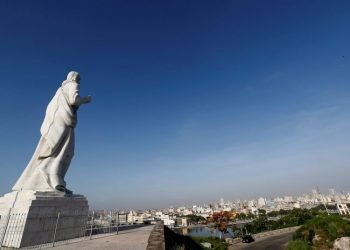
257, 197, 266, 208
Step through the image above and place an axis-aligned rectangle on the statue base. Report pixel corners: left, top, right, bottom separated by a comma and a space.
0, 190, 88, 248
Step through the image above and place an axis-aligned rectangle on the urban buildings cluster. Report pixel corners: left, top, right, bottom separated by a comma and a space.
92, 188, 350, 228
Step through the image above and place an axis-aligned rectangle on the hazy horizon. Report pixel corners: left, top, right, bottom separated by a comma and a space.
90, 187, 348, 211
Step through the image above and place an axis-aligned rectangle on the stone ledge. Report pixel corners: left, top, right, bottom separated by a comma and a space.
146, 221, 165, 250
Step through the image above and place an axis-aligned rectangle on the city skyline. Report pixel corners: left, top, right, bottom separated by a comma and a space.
126, 187, 350, 211
86, 186, 350, 211
0, 1, 350, 209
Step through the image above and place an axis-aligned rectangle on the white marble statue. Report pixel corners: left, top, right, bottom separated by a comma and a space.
12, 71, 91, 193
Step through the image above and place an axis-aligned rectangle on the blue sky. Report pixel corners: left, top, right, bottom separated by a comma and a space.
0, 1, 350, 209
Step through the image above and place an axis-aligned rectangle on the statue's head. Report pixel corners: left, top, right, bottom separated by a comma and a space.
66, 71, 80, 83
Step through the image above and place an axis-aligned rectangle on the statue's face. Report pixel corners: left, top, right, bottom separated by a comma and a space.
76, 74, 81, 83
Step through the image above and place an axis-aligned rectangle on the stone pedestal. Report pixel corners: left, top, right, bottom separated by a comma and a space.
0, 190, 88, 248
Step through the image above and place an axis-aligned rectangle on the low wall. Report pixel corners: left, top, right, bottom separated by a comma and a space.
147, 224, 299, 248
146, 222, 165, 250
229, 226, 300, 244
253, 226, 300, 239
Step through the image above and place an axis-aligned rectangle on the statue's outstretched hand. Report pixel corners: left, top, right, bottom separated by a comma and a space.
82, 95, 92, 104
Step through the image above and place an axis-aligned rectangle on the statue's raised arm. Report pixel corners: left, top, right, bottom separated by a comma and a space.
13, 71, 91, 194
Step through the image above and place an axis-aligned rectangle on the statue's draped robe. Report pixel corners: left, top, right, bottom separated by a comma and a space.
13, 81, 80, 191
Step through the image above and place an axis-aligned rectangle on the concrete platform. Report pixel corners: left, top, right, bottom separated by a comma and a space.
0, 190, 88, 248
52, 225, 154, 250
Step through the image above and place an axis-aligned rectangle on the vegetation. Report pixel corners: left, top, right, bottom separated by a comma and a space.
169, 206, 350, 250
245, 208, 318, 234
209, 211, 235, 233
235, 212, 255, 220
266, 205, 336, 218
290, 214, 350, 249
185, 215, 206, 224
287, 240, 311, 250
267, 209, 291, 217
233, 207, 350, 249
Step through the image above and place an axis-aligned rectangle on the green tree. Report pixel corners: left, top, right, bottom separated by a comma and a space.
293, 214, 350, 249
236, 213, 247, 220
287, 240, 311, 250
258, 209, 266, 216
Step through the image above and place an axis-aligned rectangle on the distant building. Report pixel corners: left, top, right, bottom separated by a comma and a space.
284, 196, 293, 203
250, 206, 258, 215
117, 213, 128, 225
220, 198, 224, 207
312, 189, 319, 199
248, 200, 255, 208
257, 197, 266, 208
176, 217, 188, 227
155, 211, 175, 227
337, 204, 350, 215
293, 202, 301, 209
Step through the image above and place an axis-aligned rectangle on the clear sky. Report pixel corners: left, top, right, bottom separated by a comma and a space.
0, 0, 350, 210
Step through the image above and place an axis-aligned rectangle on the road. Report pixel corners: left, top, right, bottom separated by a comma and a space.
230, 231, 294, 250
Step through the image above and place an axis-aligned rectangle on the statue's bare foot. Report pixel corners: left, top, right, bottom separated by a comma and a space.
55, 185, 73, 194
55, 185, 65, 192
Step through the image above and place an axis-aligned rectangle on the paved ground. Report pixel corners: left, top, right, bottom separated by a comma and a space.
230, 231, 294, 250
52, 225, 154, 250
